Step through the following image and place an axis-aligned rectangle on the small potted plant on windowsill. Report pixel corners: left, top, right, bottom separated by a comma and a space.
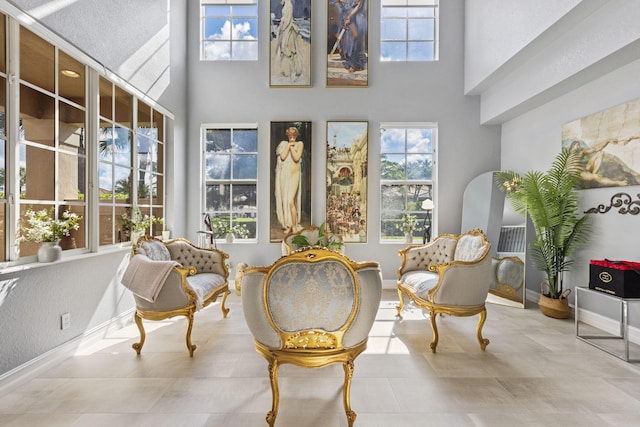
396, 213, 419, 244
121, 207, 164, 243
17, 206, 83, 262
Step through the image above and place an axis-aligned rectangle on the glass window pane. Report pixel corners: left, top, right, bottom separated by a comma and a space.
99, 78, 113, 120
99, 163, 113, 199
232, 184, 256, 212
113, 127, 132, 167
381, 19, 406, 40
233, 129, 257, 152
204, 41, 231, 60
206, 184, 230, 211
114, 166, 132, 200
20, 85, 55, 147
59, 151, 84, 200
207, 129, 231, 152
407, 154, 432, 180
408, 41, 434, 61
59, 50, 85, 105
408, 19, 433, 40
204, 18, 231, 40
380, 154, 406, 180
0, 77, 5, 138
409, 7, 434, 18
381, 128, 406, 152
232, 18, 258, 40
156, 142, 164, 174
0, 140, 4, 195
233, 154, 257, 179
20, 27, 54, 93
381, 184, 407, 211
138, 100, 151, 126
407, 128, 432, 152
381, 42, 406, 61
233, 5, 257, 16
0, 14, 5, 74
59, 102, 85, 154
382, 7, 407, 18
206, 153, 231, 179
22, 145, 54, 200
153, 109, 164, 142
114, 85, 132, 128
204, 5, 229, 16
153, 174, 164, 204
232, 41, 258, 60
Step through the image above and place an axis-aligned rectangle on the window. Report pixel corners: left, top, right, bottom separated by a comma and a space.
98, 79, 165, 245
17, 26, 87, 257
380, 123, 436, 242
381, 0, 439, 61
202, 125, 257, 241
201, 1, 258, 61
0, 11, 171, 263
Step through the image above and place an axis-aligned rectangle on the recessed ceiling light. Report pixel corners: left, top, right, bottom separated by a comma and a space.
61, 69, 80, 78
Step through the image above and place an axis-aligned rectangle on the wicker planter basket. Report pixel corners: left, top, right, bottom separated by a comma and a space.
538, 286, 571, 319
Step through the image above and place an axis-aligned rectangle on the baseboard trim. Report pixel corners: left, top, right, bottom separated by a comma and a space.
0, 308, 135, 393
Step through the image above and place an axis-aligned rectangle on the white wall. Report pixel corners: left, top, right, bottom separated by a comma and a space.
466, 0, 640, 304
185, 0, 501, 278
0, 0, 189, 377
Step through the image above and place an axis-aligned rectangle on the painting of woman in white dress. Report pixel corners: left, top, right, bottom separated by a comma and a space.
270, 0, 312, 87
271, 121, 312, 241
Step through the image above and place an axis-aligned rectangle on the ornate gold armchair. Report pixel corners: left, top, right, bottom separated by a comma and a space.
281, 225, 344, 255
122, 236, 230, 356
396, 228, 492, 352
241, 247, 382, 427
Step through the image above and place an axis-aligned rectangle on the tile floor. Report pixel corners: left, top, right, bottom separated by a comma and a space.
2, 290, 640, 427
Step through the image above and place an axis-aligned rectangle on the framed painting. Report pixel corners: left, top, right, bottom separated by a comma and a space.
270, 121, 313, 242
326, 0, 369, 87
561, 97, 640, 189
270, 0, 312, 87
326, 121, 368, 242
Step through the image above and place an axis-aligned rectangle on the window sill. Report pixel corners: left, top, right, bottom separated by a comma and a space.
0, 244, 131, 276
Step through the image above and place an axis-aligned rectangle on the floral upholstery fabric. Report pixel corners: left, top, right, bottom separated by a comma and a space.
454, 234, 488, 262
186, 273, 227, 310
267, 260, 355, 333
137, 240, 171, 261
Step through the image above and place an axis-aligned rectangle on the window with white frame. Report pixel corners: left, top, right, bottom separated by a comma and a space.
202, 125, 257, 241
380, 123, 436, 242
200, 1, 258, 61
381, 0, 439, 61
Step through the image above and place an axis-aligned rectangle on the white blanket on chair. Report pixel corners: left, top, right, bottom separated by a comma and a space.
121, 255, 179, 302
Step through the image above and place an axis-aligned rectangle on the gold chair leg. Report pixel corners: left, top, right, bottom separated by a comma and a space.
343, 359, 357, 427
185, 311, 197, 357
266, 358, 280, 427
476, 307, 490, 351
428, 310, 439, 353
220, 290, 230, 318
132, 311, 146, 355
396, 288, 405, 318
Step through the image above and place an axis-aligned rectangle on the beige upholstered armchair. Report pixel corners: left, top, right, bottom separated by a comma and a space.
396, 228, 492, 352
122, 236, 230, 356
281, 225, 344, 255
241, 247, 382, 427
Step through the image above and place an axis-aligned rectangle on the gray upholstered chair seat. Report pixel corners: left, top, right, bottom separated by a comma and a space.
397, 228, 492, 352
122, 236, 230, 357
241, 247, 382, 427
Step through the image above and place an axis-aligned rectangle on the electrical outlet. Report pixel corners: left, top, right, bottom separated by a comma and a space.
61, 312, 71, 330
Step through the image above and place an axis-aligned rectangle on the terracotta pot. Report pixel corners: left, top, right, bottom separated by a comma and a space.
538, 288, 572, 319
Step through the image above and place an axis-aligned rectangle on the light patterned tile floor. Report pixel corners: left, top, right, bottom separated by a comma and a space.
2, 290, 640, 427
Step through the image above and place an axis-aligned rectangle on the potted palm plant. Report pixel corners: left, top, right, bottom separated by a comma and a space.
495, 147, 591, 318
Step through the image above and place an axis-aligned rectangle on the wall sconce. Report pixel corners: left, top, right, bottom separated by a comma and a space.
421, 199, 434, 244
